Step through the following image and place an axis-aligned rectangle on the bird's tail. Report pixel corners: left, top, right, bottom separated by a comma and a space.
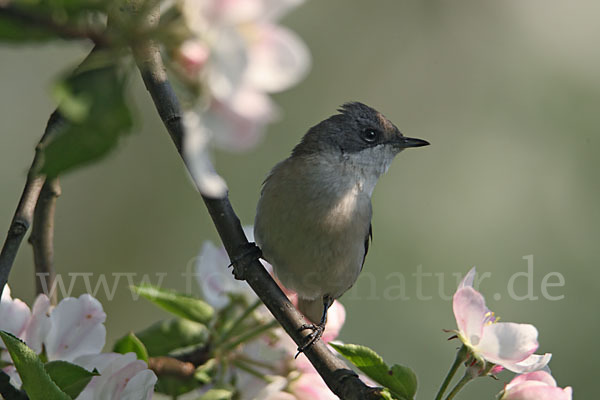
297, 297, 324, 324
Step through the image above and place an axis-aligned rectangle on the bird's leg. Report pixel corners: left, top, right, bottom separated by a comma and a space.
228, 242, 262, 280
295, 295, 334, 357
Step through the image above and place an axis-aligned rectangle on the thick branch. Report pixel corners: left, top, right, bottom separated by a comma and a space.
130, 15, 380, 400
29, 178, 61, 305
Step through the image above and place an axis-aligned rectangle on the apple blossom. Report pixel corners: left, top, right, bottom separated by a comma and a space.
23, 294, 51, 354
0, 285, 30, 341
195, 226, 271, 309
44, 294, 107, 362
452, 268, 550, 373
1, 287, 156, 398
500, 371, 572, 400
174, 0, 310, 195
75, 352, 157, 400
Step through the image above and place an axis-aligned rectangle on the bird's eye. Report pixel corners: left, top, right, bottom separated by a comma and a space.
361, 129, 379, 143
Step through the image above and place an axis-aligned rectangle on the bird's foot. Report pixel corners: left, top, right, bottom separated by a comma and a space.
295, 322, 326, 358
228, 242, 262, 280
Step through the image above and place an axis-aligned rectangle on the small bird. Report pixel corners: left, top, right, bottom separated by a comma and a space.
254, 102, 429, 351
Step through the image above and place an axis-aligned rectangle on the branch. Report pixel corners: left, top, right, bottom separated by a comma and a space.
130, 8, 380, 400
0, 44, 100, 297
28, 178, 61, 305
148, 357, 196, 379
0, 111, 63, 297
0, 4, 107, 45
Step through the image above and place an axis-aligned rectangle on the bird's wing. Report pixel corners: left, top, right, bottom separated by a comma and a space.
361, 223, 372, 272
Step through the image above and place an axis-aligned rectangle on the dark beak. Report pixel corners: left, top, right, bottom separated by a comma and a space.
398, 136, 430, 148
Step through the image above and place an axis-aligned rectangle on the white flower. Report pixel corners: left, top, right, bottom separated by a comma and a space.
24, 294, 51, 354
75, 352, 157, 400
0, 285, 31, 342
196, 226, 270, 309
44, 294, 106, 362
452, 268, 550, 373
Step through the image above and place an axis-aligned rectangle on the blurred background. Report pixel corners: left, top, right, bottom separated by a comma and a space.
1, 0, 598, 398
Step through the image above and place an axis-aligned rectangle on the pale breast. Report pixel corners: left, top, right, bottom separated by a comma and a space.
254, 157, 372, 300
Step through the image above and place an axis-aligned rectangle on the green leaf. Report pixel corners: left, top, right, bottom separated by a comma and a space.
39, 64, 133, 177
0, 331, 70, 400
113, 332, 149, 362
194, 359, 216, 384
331, 343, 417, 400
155, 376, 200, 397
132, 285, 215, 324
198, 388, 234, 400
0, 0, 110, 43
136, 319, 210, 357
0, 15, 56, 42
44, 360, 99, 399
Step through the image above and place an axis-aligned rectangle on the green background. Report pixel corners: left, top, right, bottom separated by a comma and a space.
1, 1, 597, 398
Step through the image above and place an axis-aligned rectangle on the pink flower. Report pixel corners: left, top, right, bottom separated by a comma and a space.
452, 268, 550, 373
74, 352, 157, 400
177, 0, 310, 193
175, 39, 210, 79
500, 371, 572, 400
289, 371, 337, 400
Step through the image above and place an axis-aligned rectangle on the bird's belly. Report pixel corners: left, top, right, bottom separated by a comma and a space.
255, 189, 371, 300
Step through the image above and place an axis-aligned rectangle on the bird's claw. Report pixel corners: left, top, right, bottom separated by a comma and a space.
295, 323, 325, 358
228, 242, 262, 280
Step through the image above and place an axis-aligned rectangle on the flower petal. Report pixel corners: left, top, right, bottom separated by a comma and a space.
503, 353, 552, 374
245, 23, 311, 93
291, 371, 339, 400
502, 371, 572, 400
0, 285, 31, 341
508, 385, 572, 400
477, 322, 538, 366
182, 110, 229, 197
321, 301, 346, 343
206, 27, 249, 102
75, 353, 156, 400
44, 294, 106, 362
507, 370, 557, 389
452, 287, 486, 346
457, 267, 476, 290
24, 294, 51, 354
196, 241, 256, 309
204, 89, 276, 151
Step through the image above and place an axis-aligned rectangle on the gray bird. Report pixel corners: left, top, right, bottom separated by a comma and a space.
254, 102, 429, 351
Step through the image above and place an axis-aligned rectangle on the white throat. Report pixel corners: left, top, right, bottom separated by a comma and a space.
336, 145, 398, 196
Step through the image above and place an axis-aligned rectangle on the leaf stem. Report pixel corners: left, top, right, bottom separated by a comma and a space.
223, 320, 278, 352
232, 360, 273, 383
216, 299, 263, 346
434, 345, 469, 400
444, 370, 475, 400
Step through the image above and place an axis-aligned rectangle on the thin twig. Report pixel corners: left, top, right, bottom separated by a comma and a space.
129, 6, 381, 399
148, 356, 196, 379
0, 43, 101, 297
29, 178, 61, 305
0, 4, 107, 45
0, 111, 63, 297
